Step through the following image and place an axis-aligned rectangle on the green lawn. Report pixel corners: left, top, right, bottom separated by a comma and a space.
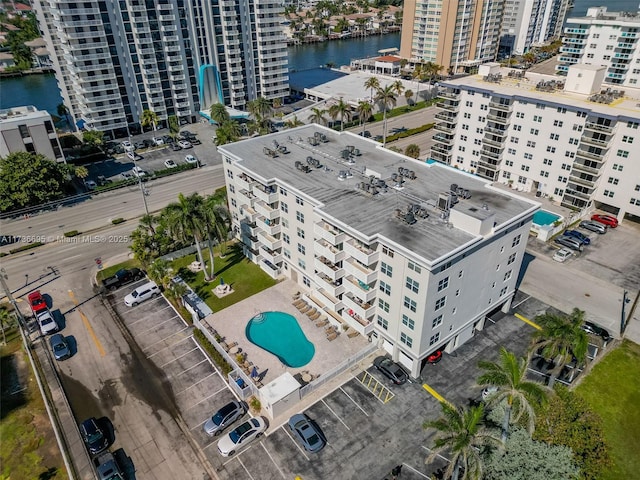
576, 340, 640, 480
96, 258, 141, 284
171, 242, 277, 312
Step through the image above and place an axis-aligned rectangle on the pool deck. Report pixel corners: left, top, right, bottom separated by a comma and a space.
203, 280, 369, 385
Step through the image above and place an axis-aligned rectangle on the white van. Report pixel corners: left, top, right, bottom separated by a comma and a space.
124, 281, 160, 306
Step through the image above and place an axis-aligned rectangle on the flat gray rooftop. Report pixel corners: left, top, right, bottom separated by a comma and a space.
220, 125, 537, 264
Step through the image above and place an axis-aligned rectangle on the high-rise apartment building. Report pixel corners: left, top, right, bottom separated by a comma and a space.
400, 0, 504, 74
556, 7, 640, 87
33, 0, 289, 135
431, 63, 640, 221
499, 0, 570, 56
219, 125, 537, 376
0, 106, 65, 163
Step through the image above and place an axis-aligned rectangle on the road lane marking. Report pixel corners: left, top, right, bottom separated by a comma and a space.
68, 289, 105, 357
282, 425, 310, 461
514, 312, 542, 330
260, 442, 287, 479
340, 386, 369, 417
322, 399, 350, 430
159, 346, 199, 368
422, 383, 449, 404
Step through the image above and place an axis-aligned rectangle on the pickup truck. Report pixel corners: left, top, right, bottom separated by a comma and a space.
94, 452, 124, 480
101, 268, 144, 291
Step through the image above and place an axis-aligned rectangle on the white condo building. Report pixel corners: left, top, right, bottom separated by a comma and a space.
556, 7, 640, 87
219, 125, 538, 377
0, 106, 65, 163
499, 0, 571, 56
32, 0, 289, 135
431, 63, 640, 222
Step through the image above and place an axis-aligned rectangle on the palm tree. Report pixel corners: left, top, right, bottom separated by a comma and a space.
405, 144, 420, 158
201, 194, 231, 280
531, 308, 589, 387
148, 258, 170, 287
75, 166, 89, 188
478, 347, 548, 442
363, 76, 380, 102
356, 100, 373, 135
167, 115, 180, 142
328, 98, 352, 131
309, 107, 328, 126
404, 89, 414, 106
247, 96, 273, 123
164, 193, 211, 281
392, 79, 405, 97
140, 109, 159, 132
215, 120, 241, 145
375, 84, 397, 146
57, 103, 72, 130
209, 103, 230, 125
284, 116, 304, 129
424, 402, 501, 480
139, 213, 157, 236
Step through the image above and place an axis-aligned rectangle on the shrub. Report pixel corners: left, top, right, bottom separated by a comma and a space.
64, 230, 80, 237
111, 218, 125, 225
9, 242, 44, 254
193, 328, 233, 376
249, 396, 261, 413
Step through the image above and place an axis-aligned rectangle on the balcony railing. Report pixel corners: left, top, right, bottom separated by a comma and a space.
571, 162, 600, 175
344, 239, 378, 266
254, 200, 279, 220
584, 122, 613, 133
344, 257, 376, 285
253, 184, 278, 203
314, 221, 345, 246
314, 256, 345, 281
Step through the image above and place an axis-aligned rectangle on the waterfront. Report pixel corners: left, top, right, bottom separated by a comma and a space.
0, 72, 61, 115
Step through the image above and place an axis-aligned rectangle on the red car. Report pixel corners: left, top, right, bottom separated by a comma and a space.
591, 214, 618, 228
27, 290, 48, 315
426, 350, 443, 364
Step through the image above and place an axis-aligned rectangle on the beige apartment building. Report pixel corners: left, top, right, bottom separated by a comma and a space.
0, 106, 65, 163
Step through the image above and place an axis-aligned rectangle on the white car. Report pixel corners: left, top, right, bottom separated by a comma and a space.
86, 180, 97, 190
553, 248, 573, 263
164, 159, 177, 169
121, 140, 134, 152
185, 154, 198, 165
178, 140, 192, 149
131, 166, 147, 178
217, 417, 266, 457
37, 310, 59, 335
124, 281, 160, 307
152, 137, 164, 146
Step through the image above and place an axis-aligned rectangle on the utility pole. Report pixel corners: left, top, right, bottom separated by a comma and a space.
0, 267, 27, 330
620, 290, 630, 335
126, 123, 150, 216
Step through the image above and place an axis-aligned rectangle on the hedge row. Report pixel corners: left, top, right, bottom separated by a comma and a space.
9, 242, 44, 254
386, 123, 435, 142
193, 328, 233, 376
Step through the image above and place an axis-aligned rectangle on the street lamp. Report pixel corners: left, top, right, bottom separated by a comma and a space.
620, 290, 631, 335
126, 123, 150, 217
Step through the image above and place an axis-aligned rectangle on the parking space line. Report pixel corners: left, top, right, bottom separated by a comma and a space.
184, 387, 229, 411
321, 399, 351, 430
514, 312, 542, 330
282, 426, 310, 461
237, 457, 257, 480
259, 442, 287, 479
512, 295, 531, 309
133, 314, 181, 334
339, 387, 369, 417
422, 383, 449, 404
68, 290, 105, 357
159, 346, 199, 368
167, 358, 208, 379
144, 327, 191, 356
221, 445, 255, 466
125, 305, 174, 326
422, 445, 450, 463
401, 463, 430, 479
176, 372, 216, 395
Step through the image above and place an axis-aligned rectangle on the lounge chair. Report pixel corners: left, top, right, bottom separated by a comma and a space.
327, 332, 338, 341
299, 305, 312, 314
295, 301, 307, 310
316, 319, 329, 327
309, 311, 321, 321
292, 299, 305, 307
306, 308, 318, 318
347, 330, 359, 338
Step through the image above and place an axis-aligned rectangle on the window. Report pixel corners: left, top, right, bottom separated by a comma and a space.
279, 187, 287, 195
516, 112, 524, 118
561, 163, 571, 170
505, 160, 514, 167
514, 125, 522, 131
603, 190, 614, 198
283, 248, 291, 259
540, 170, 549, 178
553, 120, 563, 127
546, 146, 556, 153
558, 176, 568, 183
281, 202, 288, 213
283, 233, 290, 244
612, 163, 623, 171
524, 153, 532, 161
230, 199, 237, 207
402, 314, 415, 330
295, 196, 304, 205
622, 136, 634, 144
297, 243, 305, 254
458, 270, 463, 278
400, 332, 413, 348
628, 121, 639, 129
440, 261, 452, 272
429, 333, 440, 346
44, 120, 54, 133
526, 141, 536, 148
303, 276, 310, 287
504, 270, 512, 281
406, 277, 419, 293
408, 261, 422, 273
379, 281, 391, 295
282, 219, 289, 229
550, 133, 559, 140
378, 299, 390, 313
510, 137, 519, 144
512, 234, 521, 247
530, 128, 539, 135
18, 124, 29, 138
404, 296, 417, 312
297, 227, 305, 239
554, 188, 564, 196
608, 177, 619, 185
382, 245, 394, 257
377, 315, 388, 330
298, 259, 306, 270
381, 262, 393, 277
507, 253, 516, 265
432, 315, 443, 328
296, 211, 304, 222
435, 296, 446, 311
438, 277, 449, 291
500, 286, 508, 296
617, 150, 629, 158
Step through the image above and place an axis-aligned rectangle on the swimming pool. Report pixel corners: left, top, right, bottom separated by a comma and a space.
245, 312, 315, 368
532, 209, 562, 226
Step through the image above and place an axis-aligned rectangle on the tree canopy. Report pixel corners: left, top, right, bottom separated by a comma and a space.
0, 152, 72, 212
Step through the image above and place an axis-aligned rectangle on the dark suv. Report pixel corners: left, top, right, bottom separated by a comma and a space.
80, 417, 109, 455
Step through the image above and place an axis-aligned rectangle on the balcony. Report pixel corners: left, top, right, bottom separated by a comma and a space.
314, 256, 345, 282
159, 14, 176, 21
435, 111, 457, 122
580, 135, 609, 147
236, 173, 255, 191
344, 257, 376, 285
484, 125, 507, 136
480, 148, 502, 160
170, 74, 186, 82
258, 230, 281, 250
432, 133, 453, 144
261, 259, 281, 279
314, 221, 345, 246
439, 90, 459, 99
483, 135, 503, 147
254, 200, 279, 221
486, 113, 509, 123
340, 308, 374, 336
161, 24, 177, 32
434, 123, 455, 134
342, 292, 375, 322
242, 231, 260, 248
314, 238, 344, 264
575, 148, 605, 161
237, 189, 254, 206
164, 45, 181, 53
163, 35, 180, 42
488, 101, 511, 110
584, 122, 614, 134
315, 272, 345, 298
240, 205, 259, 223
430, 150, 451, 163
260, 245, 282, 265
571, 162, 601, 175
568, 173, 597, 187
240, 221, 259, 237
563, 189, 591, 201
436, 101, 459, 112
253, 184, 278, 203
344, 238, 378, 266
343, 275, 376, 304
431, 144, 453, 155
256, 215, 281, 236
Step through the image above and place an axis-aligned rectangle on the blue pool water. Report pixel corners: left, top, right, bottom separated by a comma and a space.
245, 312, 315, 368
533, 210, 561, 226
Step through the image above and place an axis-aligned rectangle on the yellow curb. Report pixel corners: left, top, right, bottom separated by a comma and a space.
68, 290, 106, 357
422, 383, 449, 404
514, 312, 542, 330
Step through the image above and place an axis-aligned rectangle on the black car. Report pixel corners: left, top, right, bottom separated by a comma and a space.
581, 321, 611, 342
170, 142, 182, 151
373, 356, 408, 385
191, 137, 202, 145
288, 414, 325, 452
80, 417, 109, 455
